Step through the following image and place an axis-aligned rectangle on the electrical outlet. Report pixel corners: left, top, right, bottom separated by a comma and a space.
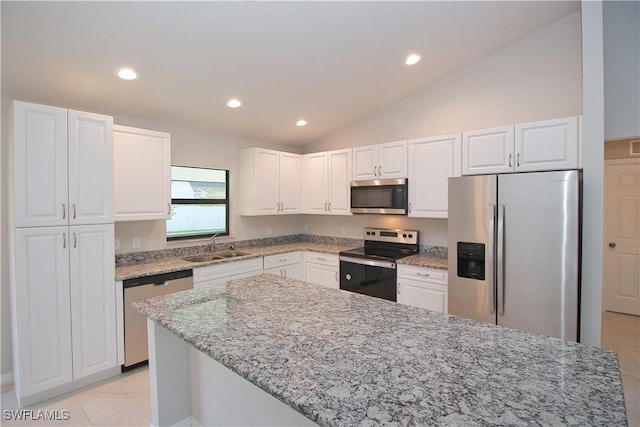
132, 237, 141, 249
341, 227, 346, 236
303, 224, 309, 232
265, 227, 273, 236
114, 239, 120, 250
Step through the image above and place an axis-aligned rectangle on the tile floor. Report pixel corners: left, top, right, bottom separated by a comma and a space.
1, 312, 638, 426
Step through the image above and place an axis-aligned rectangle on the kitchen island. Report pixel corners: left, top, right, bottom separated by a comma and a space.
135, 274, 626, 426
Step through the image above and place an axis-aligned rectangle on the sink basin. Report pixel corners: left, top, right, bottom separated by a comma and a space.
216, 251, 251, 258
182, 251, 251, 262
182, 255, 224, 262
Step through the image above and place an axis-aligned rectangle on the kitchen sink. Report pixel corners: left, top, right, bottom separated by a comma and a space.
182, 255, 224, 262
182, 251, 251, 262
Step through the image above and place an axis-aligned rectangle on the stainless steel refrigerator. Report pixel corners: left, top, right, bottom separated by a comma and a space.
447, 170, 581, 341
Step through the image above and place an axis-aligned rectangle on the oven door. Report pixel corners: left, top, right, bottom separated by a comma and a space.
339, 256, 397, 302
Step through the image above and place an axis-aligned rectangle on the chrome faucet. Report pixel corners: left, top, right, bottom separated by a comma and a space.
208, 233, 220, 253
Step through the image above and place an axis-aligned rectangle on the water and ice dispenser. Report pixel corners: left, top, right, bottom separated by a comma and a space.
457, 242, 485, 280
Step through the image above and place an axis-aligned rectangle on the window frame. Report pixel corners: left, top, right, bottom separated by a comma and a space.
166, 166, 230, 242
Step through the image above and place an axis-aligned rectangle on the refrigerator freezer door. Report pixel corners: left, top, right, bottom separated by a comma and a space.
497, 170, 580, 341
448, 175, 497, 324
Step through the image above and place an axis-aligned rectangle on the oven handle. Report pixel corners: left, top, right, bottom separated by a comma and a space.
339, 256, 396, 269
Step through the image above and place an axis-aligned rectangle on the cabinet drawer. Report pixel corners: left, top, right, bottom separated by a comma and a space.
194, 257, 263, 283
304, 251, 338, 267
397, 264, 447, 285
263, 251, 301, 269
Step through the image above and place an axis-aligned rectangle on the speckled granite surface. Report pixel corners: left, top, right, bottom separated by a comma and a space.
115, 242, 356, 281
397, 252, 448, 270
135, 274, 627, 427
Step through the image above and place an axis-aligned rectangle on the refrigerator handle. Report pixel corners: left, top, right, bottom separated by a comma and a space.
489, 205, 497, 314
497, 204, 505, 315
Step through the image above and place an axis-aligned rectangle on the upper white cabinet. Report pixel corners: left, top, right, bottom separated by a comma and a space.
113, 125, 171, 221
514, 116, 580, 172
239, 148, 301, 216
462, 116, 580, 175
13, 101, 113, 227
408, 133, 461, 218
303, 149, 352, 215
353, 140, 407, 180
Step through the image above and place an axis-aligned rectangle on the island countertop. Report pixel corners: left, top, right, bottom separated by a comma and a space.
135, 274, 626, 426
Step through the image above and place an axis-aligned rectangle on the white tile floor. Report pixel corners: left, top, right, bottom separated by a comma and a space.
1, 312, 637, 426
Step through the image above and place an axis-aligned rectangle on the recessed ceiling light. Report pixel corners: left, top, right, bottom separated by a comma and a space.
405, 54, 421, 66
116, 68, 138, 80
227, 99, 242, 108
296, 120, 307, 127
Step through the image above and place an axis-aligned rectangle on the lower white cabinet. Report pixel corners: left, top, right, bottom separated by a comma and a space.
397, 265, 448, 314
263, 252, 302, 280
13, 224, 116, 399
193, 257, 263, 289
304, 252, 339, 289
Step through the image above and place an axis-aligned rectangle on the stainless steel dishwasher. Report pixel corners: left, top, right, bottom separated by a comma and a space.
123, 269, 193, 369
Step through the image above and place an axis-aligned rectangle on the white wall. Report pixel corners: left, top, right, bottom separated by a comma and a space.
111, 115, 305, 253
604, 1, 640, 140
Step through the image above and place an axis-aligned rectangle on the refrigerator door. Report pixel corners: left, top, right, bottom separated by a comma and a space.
448, 175, 497, 324
497, 170, 580, 341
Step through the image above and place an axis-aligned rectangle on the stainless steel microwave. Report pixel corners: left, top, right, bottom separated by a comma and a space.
350, 178, 408, 214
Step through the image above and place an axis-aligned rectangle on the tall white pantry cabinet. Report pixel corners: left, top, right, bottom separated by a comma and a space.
10, 101, 118, 406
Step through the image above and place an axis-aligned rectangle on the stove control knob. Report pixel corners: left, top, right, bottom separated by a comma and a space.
366, 231, 371, 235
408, 234, 413, 238
403, 233, 407, 238
345, 274, 352, 281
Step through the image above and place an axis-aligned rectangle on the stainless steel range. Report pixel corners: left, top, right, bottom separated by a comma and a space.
339, 228, 419, 301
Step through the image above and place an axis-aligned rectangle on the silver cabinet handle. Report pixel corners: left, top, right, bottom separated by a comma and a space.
408, 202, 412, 214
516, 153, 520, 167
63, 232, 67, 249
328, 202, 331, 211
279, 258, 288, 262
416, 272, 430, 277
397, 283, 400, 294
73, 204, 77, 219
335, 271, 338, 282
283, 269, 287, 278
317, 257, 326, 261
324, 202, 328, 212
73, 232, 77, 248
508, 154, 512, 168
62, 204, 66, 220
378, 165, 382, 176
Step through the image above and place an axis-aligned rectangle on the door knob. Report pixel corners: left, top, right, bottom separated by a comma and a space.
609, 242, 616, 248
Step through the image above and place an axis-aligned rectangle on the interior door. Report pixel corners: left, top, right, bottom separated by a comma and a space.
604, 159, 640, 315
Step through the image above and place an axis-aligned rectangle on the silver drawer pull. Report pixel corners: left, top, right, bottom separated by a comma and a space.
416, 272, 431, 277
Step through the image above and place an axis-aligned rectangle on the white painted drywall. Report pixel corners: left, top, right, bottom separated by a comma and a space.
604, 1, 640, 140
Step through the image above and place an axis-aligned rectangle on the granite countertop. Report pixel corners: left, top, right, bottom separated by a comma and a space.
115, 242, 353, 281
135, 274, 627, 426
397, 252, 448, 269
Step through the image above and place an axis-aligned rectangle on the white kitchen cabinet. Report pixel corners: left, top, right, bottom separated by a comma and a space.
397, 265, 448, 314
239, 148, 301, 215
263, 252, 302, 280
408, 133, 461, 218
303, 149, 352, 215
14, 224, 116, 398
113, 125, 171, 221
193, 257, 263, 289
514, 116, 580, 172
462, 116, 580, 175
353, 140, 407, 180
304, 252, 339, 289
13, 101, 113, 228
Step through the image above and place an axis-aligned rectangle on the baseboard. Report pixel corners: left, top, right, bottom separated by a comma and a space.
1, 372, 14, 387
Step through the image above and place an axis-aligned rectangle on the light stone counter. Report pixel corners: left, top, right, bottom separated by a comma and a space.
135, 274, 626, 427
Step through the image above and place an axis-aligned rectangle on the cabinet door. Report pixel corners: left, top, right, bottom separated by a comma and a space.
279, 152, 301, 213
305, 262, 339, 289
327, 149, 352, 215
352, 145, 378, 180
378, 140, 407, 178
68, 110, 114, 225
397, 278, 448, 314
408, 134, 461, 218
514, 116, 579, 172
13, 101, 68, 227
113, 125, 171, 221
462, 126, 514, 175
70, 224, 117, 379
304, 153, 329, 214
14, 227, 73, 395
255, 148, 280, 214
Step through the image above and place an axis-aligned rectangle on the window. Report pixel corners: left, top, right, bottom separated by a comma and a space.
166, 166, 229, 241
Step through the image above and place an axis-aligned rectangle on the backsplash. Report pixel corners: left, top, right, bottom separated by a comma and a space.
115, 233, 446, 267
